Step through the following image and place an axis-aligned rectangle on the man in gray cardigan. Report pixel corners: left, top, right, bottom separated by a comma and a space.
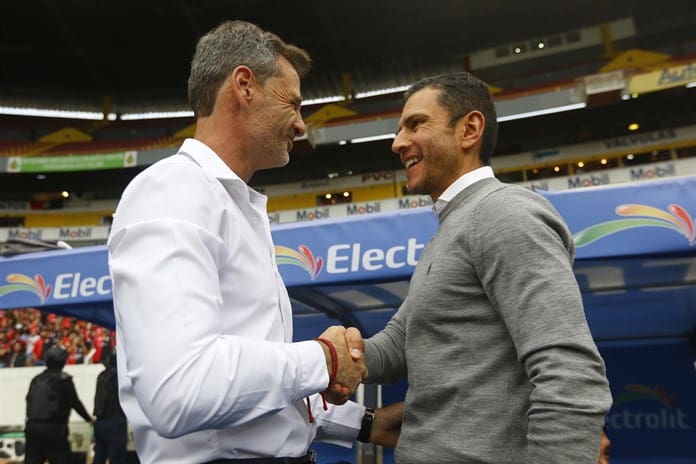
357, 73, 612, 463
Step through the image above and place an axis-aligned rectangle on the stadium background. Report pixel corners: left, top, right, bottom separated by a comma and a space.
1, 0, 695, 463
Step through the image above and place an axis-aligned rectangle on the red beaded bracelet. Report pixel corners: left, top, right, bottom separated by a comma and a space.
314, 337, 338, 387
306, 337, 339, 422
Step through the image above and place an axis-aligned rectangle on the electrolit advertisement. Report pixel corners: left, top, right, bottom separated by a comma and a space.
598, 338, 696, 462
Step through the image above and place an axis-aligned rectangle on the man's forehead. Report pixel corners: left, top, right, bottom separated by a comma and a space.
399, 87, 441, 121
405, 86, 440, 107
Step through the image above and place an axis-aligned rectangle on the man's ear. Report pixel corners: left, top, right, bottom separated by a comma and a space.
458, 111, 485, 151
228, 65, 256, 105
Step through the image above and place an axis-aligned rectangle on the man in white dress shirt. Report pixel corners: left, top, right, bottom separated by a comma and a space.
108, 20, 401, 464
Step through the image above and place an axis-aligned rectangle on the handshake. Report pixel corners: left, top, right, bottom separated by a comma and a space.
315, 326, 366, 405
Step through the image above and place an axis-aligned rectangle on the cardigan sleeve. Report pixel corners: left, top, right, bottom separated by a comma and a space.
364, 302, 408, 385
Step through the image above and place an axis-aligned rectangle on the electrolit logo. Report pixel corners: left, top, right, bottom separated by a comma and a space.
52, 273, 112, 299
275, 238, 426, 278
0, 273, 52, 304
325, 239, 423, 273
0, 272, 111, 305
574, 203, 695, 247
275, 245, 323, 279
608, 384, 691, 430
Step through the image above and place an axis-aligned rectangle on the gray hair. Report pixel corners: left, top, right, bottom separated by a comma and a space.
188, 20, 311, 117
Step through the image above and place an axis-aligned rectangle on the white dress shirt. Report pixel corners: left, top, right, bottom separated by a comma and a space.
432, 166, 495, 215
108, 138, 363, 463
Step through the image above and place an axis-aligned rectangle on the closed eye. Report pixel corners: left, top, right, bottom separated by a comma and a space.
409, 118, 425, 130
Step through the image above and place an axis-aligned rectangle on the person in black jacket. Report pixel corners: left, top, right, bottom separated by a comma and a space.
92, 351, 128, 464
24, 345, 93, 464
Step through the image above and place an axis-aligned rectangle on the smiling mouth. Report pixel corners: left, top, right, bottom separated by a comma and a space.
404, 157, 422, 169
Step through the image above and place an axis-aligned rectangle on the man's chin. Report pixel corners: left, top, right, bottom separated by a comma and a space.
270, 152, 290, 169
279, 153, 290, 167
406, 183, 424, 196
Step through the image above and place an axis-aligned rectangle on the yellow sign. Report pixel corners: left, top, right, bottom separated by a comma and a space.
305, 104, 357, 126
600, 49, 670, 73
39, 127, 93, 143
628, 62, 696, 94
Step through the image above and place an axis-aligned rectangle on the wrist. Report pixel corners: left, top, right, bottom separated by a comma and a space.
314, 338, 338, 387
357, 407, 375, 443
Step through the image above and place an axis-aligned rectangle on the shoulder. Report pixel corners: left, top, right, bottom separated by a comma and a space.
482, 182, 548, 207
474, 182, 562, 223
98, 367, 115, 379
124, 154, 213, 198
468, 182, 572, 247
112, 154, 226, 231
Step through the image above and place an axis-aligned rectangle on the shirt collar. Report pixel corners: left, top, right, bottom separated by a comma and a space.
179, 138, 243, 183
179, 138, 267, 207
433, 166, 495, 215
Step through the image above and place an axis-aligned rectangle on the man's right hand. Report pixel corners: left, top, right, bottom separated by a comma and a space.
316, 326, 367, 404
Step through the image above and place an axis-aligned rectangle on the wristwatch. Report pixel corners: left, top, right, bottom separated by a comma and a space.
357, 407, 375, 443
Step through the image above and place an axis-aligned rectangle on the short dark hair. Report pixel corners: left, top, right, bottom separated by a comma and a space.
405, 72, 498, 165
188, 20, 312, 117
45, 345, 67, 370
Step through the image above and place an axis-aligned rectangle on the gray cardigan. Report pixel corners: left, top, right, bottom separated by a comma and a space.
365, 178, 612, 463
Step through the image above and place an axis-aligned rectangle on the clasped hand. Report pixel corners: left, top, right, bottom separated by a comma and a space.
316, 325, 366, 404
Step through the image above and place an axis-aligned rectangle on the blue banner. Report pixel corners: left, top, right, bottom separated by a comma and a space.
0, 246, 110, 310
544, 176, 696, 258
598, 338, 696, 461
1, 176, 695, 323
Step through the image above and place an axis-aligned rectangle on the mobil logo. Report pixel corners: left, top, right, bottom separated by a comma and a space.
567, 173, 610, 188
346, 202, 381, 215
398, 197, 432, 209
296, 208, 330, 221
630, 163, 676, 180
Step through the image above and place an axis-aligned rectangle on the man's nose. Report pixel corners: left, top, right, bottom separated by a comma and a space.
293, 113, 307, 138
391, 130, 407, 155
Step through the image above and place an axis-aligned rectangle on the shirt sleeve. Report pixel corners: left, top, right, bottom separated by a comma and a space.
311, 396, 364, 447
471, 189, 612, 463
108, 161, 330, 438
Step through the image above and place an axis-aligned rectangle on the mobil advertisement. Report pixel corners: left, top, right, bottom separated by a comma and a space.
599, 338, 696, 461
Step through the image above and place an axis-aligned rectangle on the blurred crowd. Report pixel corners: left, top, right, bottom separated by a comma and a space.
0, 308, 114, 368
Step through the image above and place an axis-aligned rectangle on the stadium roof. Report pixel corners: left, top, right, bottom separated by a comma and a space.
1, 0, 694, 112
0, 0, 694, 201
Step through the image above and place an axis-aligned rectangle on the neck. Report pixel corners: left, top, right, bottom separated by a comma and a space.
194, 116, 253, 182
